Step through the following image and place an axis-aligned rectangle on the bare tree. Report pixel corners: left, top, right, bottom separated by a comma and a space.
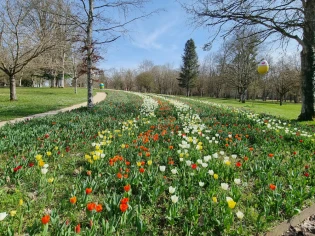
179, 0, 315, 120
0, 0, 58, 100
66, 0, 157, 108
272, 56, 301, 106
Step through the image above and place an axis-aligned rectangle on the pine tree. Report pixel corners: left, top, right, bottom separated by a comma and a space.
178, 39, 199, 96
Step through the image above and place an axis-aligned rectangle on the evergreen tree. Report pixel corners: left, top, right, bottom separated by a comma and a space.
178, 39, 199, 96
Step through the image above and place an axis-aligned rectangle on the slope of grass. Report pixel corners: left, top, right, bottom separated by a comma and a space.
0, 87, 95, 121
195, 97, 315, 126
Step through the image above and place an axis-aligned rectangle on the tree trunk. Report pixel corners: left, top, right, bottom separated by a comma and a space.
280, 95, 283, 106
75, 78, 78, 94
298, 46, 315, 120
298, 0, 315, 121
60, 50, 65, 88
87, 0, 94, 108
10, 74, 17, 101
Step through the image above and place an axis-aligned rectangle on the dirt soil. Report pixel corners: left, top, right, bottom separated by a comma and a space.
282, 215, 315, 236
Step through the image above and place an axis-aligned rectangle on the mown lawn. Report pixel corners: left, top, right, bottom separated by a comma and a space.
195, 97, 315, 126
0, 87, 95, 121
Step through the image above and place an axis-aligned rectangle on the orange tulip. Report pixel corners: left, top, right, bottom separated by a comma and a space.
41, 215, 50, 224
70, 196, 77, 204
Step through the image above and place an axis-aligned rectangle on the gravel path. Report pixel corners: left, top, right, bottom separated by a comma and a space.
0, 92, 106, 128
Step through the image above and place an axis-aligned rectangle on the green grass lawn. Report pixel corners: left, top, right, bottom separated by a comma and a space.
194, 97, 315, 126
0, 87, 95, 121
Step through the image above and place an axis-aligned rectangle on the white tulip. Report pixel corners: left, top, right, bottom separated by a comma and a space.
43, 164, 49, 168
201, 163, 208, 168
171, 169, 178, 174
234, 178, 241, 185
203, 155, 211, 162
159, 166, 166, 172
219, 151, 225, 155
186, 160, 192, 166
199, 182, 205, 187
236, 211, 244, 219
41, 168, 48, 175
231, 154, 237, 159
221, 183, 229, 190
171, 195, 179, 203
197, 159, 203, 164
0, 212, 7, 221
208, 170, 214, 175
169, 186, 176, 194
212, 153, 218, 158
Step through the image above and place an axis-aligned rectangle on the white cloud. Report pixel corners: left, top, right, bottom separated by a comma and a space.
132, 21, 177, 50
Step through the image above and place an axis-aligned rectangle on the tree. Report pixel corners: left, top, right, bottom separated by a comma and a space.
271, 57, 300, 106
66, 0, 157, 109
180, 0, 315, 120
135, 71, 154, 92
0, 0, 58, 100
226, 31, 258, 103
178, 39, 199, 96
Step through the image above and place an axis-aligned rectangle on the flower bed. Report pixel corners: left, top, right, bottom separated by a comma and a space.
0, 90, 314, 235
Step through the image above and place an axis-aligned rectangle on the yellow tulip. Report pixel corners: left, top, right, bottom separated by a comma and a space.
213, 174, 219, 179
10, 210, 17, 217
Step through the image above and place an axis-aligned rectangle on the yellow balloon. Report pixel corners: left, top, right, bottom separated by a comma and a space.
257, 60, 269, 74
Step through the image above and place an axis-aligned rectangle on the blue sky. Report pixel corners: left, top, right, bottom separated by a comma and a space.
98, 0, 301, 71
